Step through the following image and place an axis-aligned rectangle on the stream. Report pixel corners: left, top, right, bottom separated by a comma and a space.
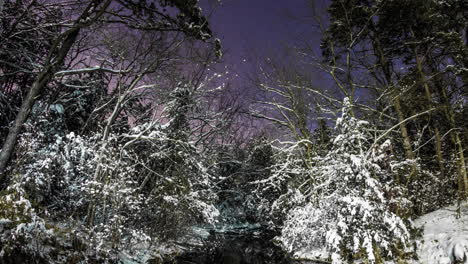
171, 224, 294, 264
160, 189, 322, 264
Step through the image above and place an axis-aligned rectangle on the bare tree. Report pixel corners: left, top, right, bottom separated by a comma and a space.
0, 0, 219, 184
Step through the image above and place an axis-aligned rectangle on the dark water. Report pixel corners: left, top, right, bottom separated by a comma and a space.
172, 225, 293, 264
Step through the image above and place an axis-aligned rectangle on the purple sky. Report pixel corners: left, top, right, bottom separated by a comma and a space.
201, 0, 324, 85
197, 0, 331, 134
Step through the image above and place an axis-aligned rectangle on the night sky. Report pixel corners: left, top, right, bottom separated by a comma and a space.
201, 0, 325, 88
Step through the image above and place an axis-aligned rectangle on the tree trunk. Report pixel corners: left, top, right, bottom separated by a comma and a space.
372, 37, 417, 182
434, 128, 445, 176
439, 82, 468, 201
0, 0, 112, 184
393, 96, 417, 182
0, 29, 80, 183
414, 53, 445, 176
415, 52, 467, 200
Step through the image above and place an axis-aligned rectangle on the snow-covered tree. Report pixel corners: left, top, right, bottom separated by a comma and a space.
279, 98, 412, 263
1, 82, 220, 261
121, 83, 219, 240
8, 124, 149, 262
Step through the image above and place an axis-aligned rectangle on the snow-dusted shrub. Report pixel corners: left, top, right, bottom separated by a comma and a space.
2, 82, 220, 261
278, 98, 412, 264
11, 133, 141, 256
250, 140, 312, 227
389, 157, 456, 216
10, 124, 153, 261
0, 183, 69, 263
369, 133, 456, 217
16, 129, 96, 215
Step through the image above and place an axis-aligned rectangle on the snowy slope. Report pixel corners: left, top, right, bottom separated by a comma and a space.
413, 202, 468, 264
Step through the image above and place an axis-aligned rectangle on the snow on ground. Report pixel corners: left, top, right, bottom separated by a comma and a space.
293, 248, 329, 263
117, 202, 468, 264
413, 201, 468, 264
292, 202, 468, 264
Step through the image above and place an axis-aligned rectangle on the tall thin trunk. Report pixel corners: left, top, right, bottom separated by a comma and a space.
373, 37, 417, 182
414, 53, 445, 177
439, 82, 468, 201
393, 95, 417, 182
0, 29, 80, 182
0, 0, 112, 185
415, 52, 467, 201
434, 128, 445, 176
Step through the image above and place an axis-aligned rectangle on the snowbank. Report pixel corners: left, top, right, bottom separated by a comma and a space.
413, 202, 468, 264
291, 202, 468, 264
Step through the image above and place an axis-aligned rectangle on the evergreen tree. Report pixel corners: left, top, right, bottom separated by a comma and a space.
279, 98, 411, 264
322, 0, 468, 209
